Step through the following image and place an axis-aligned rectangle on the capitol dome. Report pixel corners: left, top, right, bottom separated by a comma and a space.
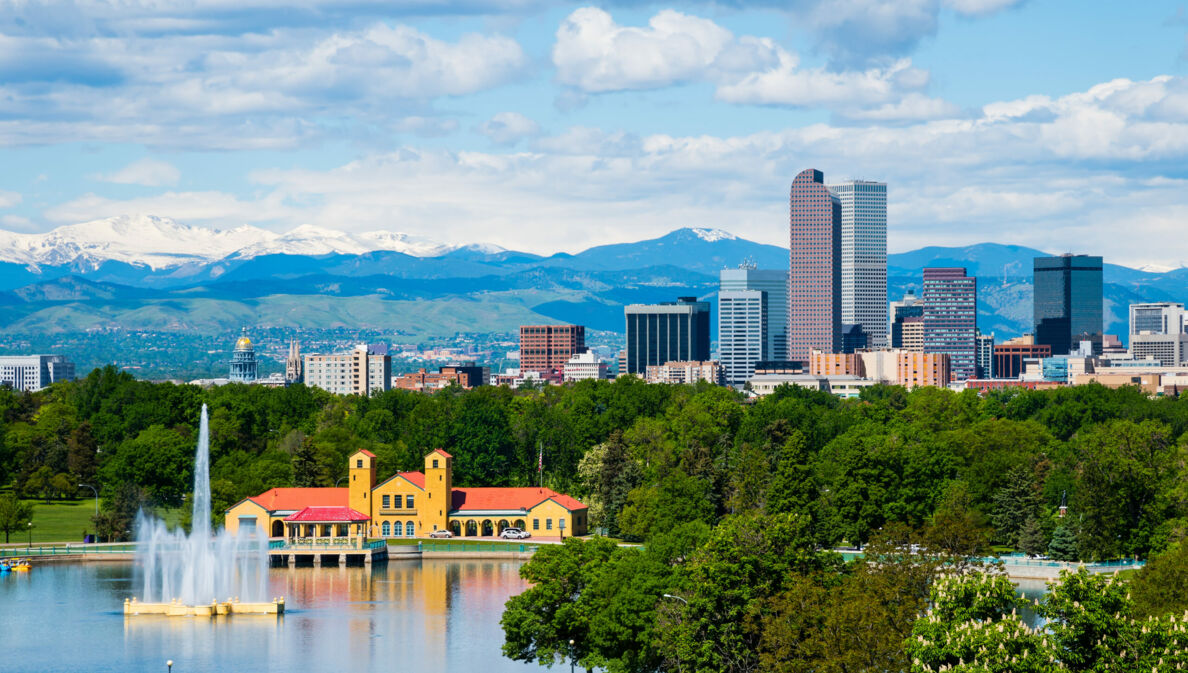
235, 335, 253, 350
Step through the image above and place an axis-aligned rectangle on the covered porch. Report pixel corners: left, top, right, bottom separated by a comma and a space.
282, 506, 370, 549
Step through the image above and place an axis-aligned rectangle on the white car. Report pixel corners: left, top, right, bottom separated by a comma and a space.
428, 529, 453, 538
500, 527, 531, 540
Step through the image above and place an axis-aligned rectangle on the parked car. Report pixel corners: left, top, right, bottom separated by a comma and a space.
500, 527, 531, 540
428, 529, 453, 538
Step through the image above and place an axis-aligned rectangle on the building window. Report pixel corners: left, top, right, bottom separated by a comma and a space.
393, 520, 402, 536
393, 494, 402, 509
532, 519, 539, 530
382, 521, 391, 536
432, 459, 439, 468
406, 495, 414, 509
545, 519, 552, 531
406, 521, 415, 537
382, 495, 390, 508
356, 459, 363, 468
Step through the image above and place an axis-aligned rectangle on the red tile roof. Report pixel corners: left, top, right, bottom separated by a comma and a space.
430, 448, 453, 459
284, 506, 370, 522
248, 488, 347, 511
450, 487, 586, 512
377, 471, 425, 490
355, 449, 377, 458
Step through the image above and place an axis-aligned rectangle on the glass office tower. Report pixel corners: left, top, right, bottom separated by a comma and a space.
788, 168, 841, 362
922, 267, 977, 382
624, 297, 711, 374
1033, 254, 1103, 355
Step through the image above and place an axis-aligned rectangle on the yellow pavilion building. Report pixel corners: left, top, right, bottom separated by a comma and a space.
225, 449, 589, 540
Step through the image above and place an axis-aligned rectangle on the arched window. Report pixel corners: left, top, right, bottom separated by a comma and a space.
406, 521, 415, 537
450, 521, 461, 536
465, 520, 478, 537
382, 521, 391, 536
393, 520, 403, 536
481, 520, 493, 537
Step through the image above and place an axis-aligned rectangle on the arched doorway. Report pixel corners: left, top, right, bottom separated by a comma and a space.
271, 520, 284, 538
449, 521, 461, 537
497, 520, 510, 534
513, 519, 525, 530
465, 520, 478, 537
481, 520, 494, 537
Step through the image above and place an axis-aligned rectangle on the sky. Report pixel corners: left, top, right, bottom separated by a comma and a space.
1, 0, 1187, 268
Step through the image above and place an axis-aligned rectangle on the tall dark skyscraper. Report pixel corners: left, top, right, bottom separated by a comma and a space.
788, 168, 841, 362
923, 267, 977, 382
624, 297, 711, 374
1033, 254, 1103, 355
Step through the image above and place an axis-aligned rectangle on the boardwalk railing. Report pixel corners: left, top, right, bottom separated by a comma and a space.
416, 541, 535, 553
0, 543, 138, 557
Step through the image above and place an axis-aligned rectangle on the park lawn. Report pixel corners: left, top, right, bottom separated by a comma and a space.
13, 499, 186, 544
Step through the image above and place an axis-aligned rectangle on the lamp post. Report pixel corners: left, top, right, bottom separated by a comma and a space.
167, 660, 173, 672
335, 476, 346, 488
27, 522, 32, 548
79, 483, 99, 518
568, 639, 575, 673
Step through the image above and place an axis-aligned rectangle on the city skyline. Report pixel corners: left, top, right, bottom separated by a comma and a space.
0, 2, 1187, 268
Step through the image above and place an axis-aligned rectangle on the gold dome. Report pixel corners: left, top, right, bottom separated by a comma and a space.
235, 336, 253, 350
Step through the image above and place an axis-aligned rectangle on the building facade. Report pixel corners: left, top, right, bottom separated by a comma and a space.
304, 345, 392, 396
923, 267, 977, 382
519, 325, 585, 374
720, 266, 789, 362
563, 351, 609, 382
624, 297, 711, 374
229, 331, 258, 383
1130, 303, 1188, 366
994, 342, 1052, 379
392, 365, 485, 392
645, 360, 723, 385
226, 449, 587, 540
897, 351, 952, 389
829, 179, 888, 349
285, 339, 302, 384
889, 288, 922, 347
1034, 254, 1103, 355
0, 354, 75, 392
718, 289, 765, 386
810, 351, 864, 377
788, 168, 842, 362
975, 329, 995, 379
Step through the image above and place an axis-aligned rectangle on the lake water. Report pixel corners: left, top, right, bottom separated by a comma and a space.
0, 560, 538, 673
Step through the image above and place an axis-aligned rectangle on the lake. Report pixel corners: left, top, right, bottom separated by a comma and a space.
0, 560, 538, 673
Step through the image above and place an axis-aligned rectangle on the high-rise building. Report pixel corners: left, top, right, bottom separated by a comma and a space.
1130, 302, 1188, 366
788, 168, 841, 362
890, 288, 923, 348
229, 330, 258, 383
304, 344, 391, 396
829, 180, 887, 348
1034, 254, 1103, 355
0, 354, 75, 392
285, 338, 303, 384
720, 266, 789, 361
624, 297, 711, 375
519, 325, 585, 374
718, 289, 765, 386
899, 316, 925, 352
975, 329, 995, 379
840, 324, 868, 353
923, 267, 977, 382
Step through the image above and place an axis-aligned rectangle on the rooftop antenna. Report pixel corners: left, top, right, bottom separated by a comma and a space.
738, 257, 757, 270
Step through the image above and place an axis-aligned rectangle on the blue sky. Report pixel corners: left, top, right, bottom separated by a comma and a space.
1, 0, 1187, 267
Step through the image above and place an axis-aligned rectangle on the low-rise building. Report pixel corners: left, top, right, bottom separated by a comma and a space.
645, 360, 723, 385
0, 354, 75, 392
810, 351, 864, 377
897, 351, 951, 388
393, 365, 485, 392
748, 374, 828, 397
304, 344, 391, 396
563, 351, 609, 382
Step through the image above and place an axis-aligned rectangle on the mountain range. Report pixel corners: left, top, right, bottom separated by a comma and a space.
1, 216, 1185, 340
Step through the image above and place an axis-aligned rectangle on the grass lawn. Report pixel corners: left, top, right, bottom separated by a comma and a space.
5, 499, 185, 545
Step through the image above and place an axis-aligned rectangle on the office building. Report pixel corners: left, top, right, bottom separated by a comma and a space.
899, 316, 925, 352
624, 297, 711, 375
304, 344, 391, 396
829, 180, 888, 348
285, 339, 303, 384
645, 360, 723, 385
719, 289, 765, 386
0, 354, 75, 392
519, 325, 585, 374
563, 351, 609, 382
898, 351, 952, 389
1034, 254, 1103, 355
841, 324, 868, 353
994, 339, 1052, 379
975, 329, 995, 379
229, 331, 258, 383
810, 351, 864, 378
923, 267, 977, 382
890, 288, 923, 348
1130, 302, 1188, 366
393, 365, 486, 392
788, 168, 841, 362
720, 266, 789, 359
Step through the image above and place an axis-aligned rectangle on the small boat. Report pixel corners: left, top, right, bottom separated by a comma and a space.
0, 561, 10, 573
9, 559, 30, 571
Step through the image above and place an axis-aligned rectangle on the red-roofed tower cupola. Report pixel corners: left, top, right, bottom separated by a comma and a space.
424, 449, 452, 533
349, 449, 377, 522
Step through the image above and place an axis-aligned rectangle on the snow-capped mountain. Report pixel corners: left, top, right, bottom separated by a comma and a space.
0, 215, 458, 269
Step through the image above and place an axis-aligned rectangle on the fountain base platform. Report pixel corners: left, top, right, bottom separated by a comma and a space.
124, 597, 284, 617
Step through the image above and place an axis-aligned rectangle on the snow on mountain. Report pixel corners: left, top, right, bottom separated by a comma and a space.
691, 228, 738, 243
0, 216, 479, 268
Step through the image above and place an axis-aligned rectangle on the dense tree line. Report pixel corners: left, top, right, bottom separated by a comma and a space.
1, 366, 1187, 557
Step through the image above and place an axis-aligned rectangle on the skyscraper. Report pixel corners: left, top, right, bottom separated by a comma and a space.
922, 267, 977, 382
719, 265, 788, 385
829, 180, 887, 348
519, 324, 585, 374
975, 329, 995, 379
788, 168, 841, 362
1033, 254, 1103, 355
889, 287, 922, 348
624, 297, 711, 375
1130, 302, 1188, 366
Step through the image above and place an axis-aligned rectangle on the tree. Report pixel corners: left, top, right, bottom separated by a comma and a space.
1048, 524, 1078, 561
1131, 542, 1188, 618
618, 469, 714, 543
922, 481, 990, 562
292, 437, 325, 488
1017, 516, 1047, 557
991, 464, 1043, 548
765, 431, 815, 521
0, 493, 33, 543
25, 465, 55, 502
1038, 568, 1137, 672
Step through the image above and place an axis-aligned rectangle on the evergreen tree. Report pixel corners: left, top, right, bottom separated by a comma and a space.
991, 464, 1042, 548
1017, 516, 1046, 556
766, 431, 815, 520
1048, 524, 1079, 561
292, 438, 324, 488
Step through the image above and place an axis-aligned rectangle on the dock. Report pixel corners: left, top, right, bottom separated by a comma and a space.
268, 539, 390, 566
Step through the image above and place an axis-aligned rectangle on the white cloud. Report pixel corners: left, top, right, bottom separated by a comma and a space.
393, 116, 460, 137
942, 0, 1026, 17
96, 158, 180, 186
477, 112, 541, 145
0, 189, 21, 207
716, 56, 931, 108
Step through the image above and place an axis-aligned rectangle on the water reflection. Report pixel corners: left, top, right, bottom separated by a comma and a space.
0, 560, 532, 673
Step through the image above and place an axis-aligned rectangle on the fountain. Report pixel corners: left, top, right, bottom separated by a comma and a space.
124, 404, 283, 617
